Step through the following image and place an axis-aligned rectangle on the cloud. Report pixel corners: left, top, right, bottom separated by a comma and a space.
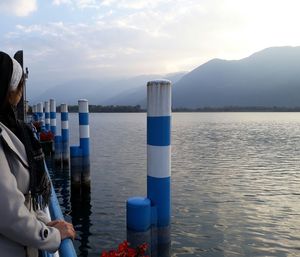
52, 0, 100, 8
0, 0, 37, 16
52, 0, 72, 6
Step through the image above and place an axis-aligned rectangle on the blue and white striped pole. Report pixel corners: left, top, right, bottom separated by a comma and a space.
37, 102, 43, 122
147, 80, 172, 251
32, 104, 38, 122
147, 79, 171, 227
44, 101, 50, 131
79, 99, 90, 184
50, 99, 56, 136
61, 103, 69, 167
37, 102, 45, 131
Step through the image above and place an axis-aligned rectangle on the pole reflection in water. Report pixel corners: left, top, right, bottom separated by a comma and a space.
71, 184, 92, 257
126, 226, 170, 257
47, 157, 92, 257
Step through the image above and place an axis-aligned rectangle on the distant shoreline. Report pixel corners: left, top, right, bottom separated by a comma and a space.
27, 105, 300, 113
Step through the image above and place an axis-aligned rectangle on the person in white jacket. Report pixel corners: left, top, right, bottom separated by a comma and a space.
0, 51, 76, 257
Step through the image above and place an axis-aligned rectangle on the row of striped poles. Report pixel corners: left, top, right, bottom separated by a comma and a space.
126, 80, 171, 257
32, 99, 90, 184
31, 99, 70, 167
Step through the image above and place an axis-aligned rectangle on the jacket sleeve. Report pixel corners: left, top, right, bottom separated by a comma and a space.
0, 142, 61, 252
35, 209, 51, 225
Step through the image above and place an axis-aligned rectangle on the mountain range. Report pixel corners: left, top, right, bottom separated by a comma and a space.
31, 46, 300, 108
173, 46, 300, 108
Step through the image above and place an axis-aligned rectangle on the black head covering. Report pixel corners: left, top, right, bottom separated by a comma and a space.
0, 51, 13, 111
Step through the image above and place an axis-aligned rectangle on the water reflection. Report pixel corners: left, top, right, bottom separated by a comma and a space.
71, 184, 92, 257
127, 226, 171, 257
47, 157, 92, 257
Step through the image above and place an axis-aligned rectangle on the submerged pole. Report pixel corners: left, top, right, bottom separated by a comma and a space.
78, 99, 90, 184
61, 103, 70, 167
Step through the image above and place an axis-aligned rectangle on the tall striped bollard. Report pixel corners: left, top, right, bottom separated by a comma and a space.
61, 104, 70, 167
79, 99, 90, 184
44, 101, 50, 131
50, 99, 57, 136
126, 80, 171, 257
147, 80, 171, 255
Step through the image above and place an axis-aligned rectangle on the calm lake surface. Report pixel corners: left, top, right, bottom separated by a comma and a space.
50, 112, 300, 257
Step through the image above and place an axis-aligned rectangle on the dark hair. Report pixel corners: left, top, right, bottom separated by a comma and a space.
0, 52, 13, 111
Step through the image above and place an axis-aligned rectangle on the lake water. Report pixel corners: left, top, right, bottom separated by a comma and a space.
50, 112, 300, 257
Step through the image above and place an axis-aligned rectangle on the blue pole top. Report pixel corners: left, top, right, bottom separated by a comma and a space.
126, 197, 151, 232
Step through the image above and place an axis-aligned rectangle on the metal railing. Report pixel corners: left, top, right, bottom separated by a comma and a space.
41, 163, 77, 257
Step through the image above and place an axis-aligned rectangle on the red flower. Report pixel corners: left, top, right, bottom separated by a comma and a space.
100, 241, 148, 257
40, 131, 54, 141
118, 240, 129, 252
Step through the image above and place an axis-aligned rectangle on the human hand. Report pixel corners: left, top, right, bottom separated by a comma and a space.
47, 220, 76, 240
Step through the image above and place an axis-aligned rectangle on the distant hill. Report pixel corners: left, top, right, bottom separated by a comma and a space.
102, 72, 187, 106
173, 46, 300, 108
32, 73, 186, 105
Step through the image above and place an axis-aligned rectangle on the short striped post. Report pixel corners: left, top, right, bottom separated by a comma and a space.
50, 99, 57, 136
54, 135, 62, 168
147, 80, 172, 251
44, 101, 50, 131
70, 146, 82, 185
61, 104, 70, 167
79, 99, 90, 184
32, 105, 38, 122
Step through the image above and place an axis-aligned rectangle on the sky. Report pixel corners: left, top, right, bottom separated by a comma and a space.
1, 0, 300, 96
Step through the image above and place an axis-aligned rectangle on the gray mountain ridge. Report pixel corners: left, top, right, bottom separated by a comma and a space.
172, 46, 300, 108
32, 72, 187, 105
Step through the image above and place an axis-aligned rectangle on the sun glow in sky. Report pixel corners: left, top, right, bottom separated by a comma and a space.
1, 0, 300, 93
